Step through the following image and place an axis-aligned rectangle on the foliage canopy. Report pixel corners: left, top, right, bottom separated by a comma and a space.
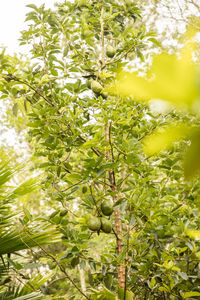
0, 1, 200, 299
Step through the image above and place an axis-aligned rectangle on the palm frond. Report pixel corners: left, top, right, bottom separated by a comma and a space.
13, 292, 43, 300
18, 273, 53, 297
0, 159, 17, 187
0, 291, 43, 300
0, 156, 60, 299
0, 224, 61, 255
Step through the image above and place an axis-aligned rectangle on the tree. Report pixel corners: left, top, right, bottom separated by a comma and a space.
1, 1, 200, 299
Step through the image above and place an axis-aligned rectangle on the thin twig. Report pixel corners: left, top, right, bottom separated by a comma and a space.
103, 45, 135, 69
100, 7, 105, 68
124, 227, 130, 300
22, 228, 90, 300
3, 74, 54, 107
89, 185, 101, 216
61, 180, 85, 192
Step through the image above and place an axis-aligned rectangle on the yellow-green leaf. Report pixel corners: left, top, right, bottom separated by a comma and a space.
186, 230, 200, 240
143, 124, 189, 155
112, 43, 199, 109
180, 291, 200, 298
184, 130, 200, 179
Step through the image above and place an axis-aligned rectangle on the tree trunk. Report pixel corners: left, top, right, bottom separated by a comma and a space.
78, 264, 86, 293
105, 123, 125, 288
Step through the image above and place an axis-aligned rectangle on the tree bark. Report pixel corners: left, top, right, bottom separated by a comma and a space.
78, 264, 86, 293
105, 123, 125, 288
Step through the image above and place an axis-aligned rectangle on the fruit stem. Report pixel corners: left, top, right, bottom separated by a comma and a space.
100, 6, 105, 68
89, 185, 101, 216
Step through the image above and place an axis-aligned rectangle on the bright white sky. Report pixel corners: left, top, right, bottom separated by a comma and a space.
0, 0, 57, 53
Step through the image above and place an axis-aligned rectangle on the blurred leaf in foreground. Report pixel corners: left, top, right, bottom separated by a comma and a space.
113, 42, 199, 109
143, 123, 190, 156
184, 130, 200, 179
110, 38, 200, 179
186, 229, 200, 240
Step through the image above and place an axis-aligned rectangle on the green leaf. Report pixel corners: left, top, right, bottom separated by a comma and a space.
180, 291, 200, 298
113, 42, 199, 108
143, 124, 189, 155
91, 286, 116, 300
186, 230, 200, 240
118, 287, 135, 300
26, 4, 39, 11
177, 271, 188, 280
148, 37, 161, 47
184, 130, 200, 179
14, 292, 42, 300
12, 103, 18, 117
23, 207, 32, 222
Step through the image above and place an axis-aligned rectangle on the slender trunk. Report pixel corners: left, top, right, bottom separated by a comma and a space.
101, 6, 125, 289
78, 264, 86, 293
112, 179, 125, 288
105, 123, 125, 288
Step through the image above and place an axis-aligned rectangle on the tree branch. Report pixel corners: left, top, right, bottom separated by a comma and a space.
22, 228, 90, 300
103, 45, 135, 69
100, 7, 105, 68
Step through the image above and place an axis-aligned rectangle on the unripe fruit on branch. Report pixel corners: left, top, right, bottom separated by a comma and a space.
86, 79, 92, 89
60, 209, 68, 217
82, 186, 87, 193
101, 200, 113, 216
106, 45, 116, 58
101, 218, 112, 233
100, 91, 108, 99
91, 80, 103, 94
87, 216, 101, 231
49, 210, 59, 219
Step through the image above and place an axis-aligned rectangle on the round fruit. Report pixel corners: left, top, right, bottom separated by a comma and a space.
49, 210, 59, 219
87, 216, 101, 231
101, 218, 112, 233
71, 256, 80, 268
82, 186, 87, 194
86, 79, 92, 89
106, 45, 116, 58
91, 80, 103, 94
101, 200, 113, 216
101, 91, 108, 99
60, 209, 68, 217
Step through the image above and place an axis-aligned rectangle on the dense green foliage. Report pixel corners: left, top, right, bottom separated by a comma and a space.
0, 1, 200, 299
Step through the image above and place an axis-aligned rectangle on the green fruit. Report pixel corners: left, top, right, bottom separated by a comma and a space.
87, 216, 101, 231
49, 210, 59, 219
51, 215, 61, 224
60, 209, 68, 217
101, 91, 108, 99
101, 218, 112, 233
91, 80, 103, 94
101, 200, 113, 216
49, 262, 57, 270
86, 79, 92, 89
106, 45, 116, 58
82, 186, 87, 193
71, 256, 80, 268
